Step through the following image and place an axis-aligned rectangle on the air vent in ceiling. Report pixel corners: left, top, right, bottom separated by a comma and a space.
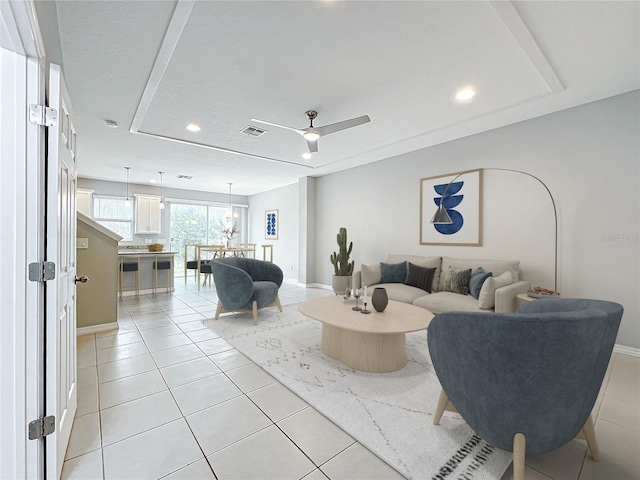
241, 125, 266, 137
177, 174, 192, 179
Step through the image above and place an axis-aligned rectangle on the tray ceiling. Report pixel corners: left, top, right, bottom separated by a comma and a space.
54, 0, 639, 195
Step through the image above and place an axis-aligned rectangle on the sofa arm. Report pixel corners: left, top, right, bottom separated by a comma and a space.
495, 280, 530, 313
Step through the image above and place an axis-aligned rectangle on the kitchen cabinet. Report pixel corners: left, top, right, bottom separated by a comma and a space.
76, 188, 93, 217
135, 194, 161, 234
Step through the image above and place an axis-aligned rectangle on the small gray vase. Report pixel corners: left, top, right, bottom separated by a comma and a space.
371, 287, 388, 312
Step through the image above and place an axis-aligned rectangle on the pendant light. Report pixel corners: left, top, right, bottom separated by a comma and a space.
159, 171, 165, 209
124, 167, 131, 206
225, 182, 238, 221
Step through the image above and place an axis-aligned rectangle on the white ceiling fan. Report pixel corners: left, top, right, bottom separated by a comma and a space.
251, 110, 371, 154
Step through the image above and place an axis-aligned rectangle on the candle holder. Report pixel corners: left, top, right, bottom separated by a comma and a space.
352, 293, 361, 311
360, 302, 371, 314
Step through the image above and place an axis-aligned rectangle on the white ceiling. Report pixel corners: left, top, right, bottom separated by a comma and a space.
54, 0, 639, 196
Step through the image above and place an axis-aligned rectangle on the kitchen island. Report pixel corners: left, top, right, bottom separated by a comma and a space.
118, 250, 177, 296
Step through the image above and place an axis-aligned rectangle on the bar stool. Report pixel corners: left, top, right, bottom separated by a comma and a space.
153, 254, 174, 294
262, 244, 273, 262
119, 255, 140, 297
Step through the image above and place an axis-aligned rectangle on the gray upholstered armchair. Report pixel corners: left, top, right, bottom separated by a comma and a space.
211, 257, 283, 325
427, 298, 623, 480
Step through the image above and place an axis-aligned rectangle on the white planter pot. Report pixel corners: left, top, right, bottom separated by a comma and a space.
331, 275, 351, 295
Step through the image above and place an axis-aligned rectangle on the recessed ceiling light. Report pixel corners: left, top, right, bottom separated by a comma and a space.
149, 179, 156, 184
302, 152, 312, 160
186, 123, 200, 132
455, 87, 476, 102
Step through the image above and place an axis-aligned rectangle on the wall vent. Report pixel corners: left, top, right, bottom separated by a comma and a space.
177, 175, 193, 179
241, 125, 267, 137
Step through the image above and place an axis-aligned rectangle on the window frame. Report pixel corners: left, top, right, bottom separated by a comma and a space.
92, 194, 134, 241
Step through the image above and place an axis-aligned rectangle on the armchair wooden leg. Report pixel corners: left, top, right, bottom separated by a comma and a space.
275, 295, 283, 312
433, 388, 449, 425
582, 415, 600, 461
513, 433, 526, 480
214, 302, 223, 320
252, 301, 258, 325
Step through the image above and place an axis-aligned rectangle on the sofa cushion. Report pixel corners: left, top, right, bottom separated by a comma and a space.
438, 257, 519, 292
443, 267, 472, 295
405, 263, 436, 293
469, 267, 493, 299
478, 271, 516, 310
380, 261, 407, 283
387, 255, 442, 293
413, 292, 487, 315
361, 263, 381, 287
374, 283, 428, 304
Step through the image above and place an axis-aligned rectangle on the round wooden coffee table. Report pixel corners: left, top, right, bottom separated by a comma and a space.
299, 295, 433, 373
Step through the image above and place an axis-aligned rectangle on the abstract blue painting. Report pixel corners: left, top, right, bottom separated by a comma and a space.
420, 170, 482, 246
265, 209, 278, 240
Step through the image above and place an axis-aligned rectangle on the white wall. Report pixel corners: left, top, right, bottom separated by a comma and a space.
248, 182, 299, 279
311, 91, 639, 349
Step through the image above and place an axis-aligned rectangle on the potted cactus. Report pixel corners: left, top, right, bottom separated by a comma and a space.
330, 227, 354, 295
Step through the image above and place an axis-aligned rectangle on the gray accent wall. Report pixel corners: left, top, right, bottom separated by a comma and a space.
77, 91, 639, 348
251, 91, 639, 349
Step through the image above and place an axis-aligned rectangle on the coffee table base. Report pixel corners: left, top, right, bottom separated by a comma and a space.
321, 324, 407, 373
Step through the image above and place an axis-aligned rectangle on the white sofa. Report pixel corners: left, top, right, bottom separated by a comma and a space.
353, 255, 530, 314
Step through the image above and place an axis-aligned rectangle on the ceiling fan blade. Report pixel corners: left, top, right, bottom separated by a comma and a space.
306, 138, 318, 153
251, 118, 305, 135
314, 115, 370, 136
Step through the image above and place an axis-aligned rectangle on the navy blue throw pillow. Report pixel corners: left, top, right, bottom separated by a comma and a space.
380, 261, 407, 283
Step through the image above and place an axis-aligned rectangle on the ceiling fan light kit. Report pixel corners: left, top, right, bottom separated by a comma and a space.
251, 109, 370, 155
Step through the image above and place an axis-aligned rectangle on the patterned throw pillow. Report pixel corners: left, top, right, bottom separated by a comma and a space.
404, 263, 436, 293
443, 267, 472, 295
469, 267, 493, 299
380, 261, 407, 283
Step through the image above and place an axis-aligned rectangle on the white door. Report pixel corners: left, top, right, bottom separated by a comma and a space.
0, 2, 46, 478
45, 63, 79, 479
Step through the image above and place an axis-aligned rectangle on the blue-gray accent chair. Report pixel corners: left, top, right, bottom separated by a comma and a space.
211, 257, 284, 325
428, 298, 623, 480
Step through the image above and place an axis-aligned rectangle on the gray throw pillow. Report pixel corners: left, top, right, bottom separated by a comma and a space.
380, 261, 407, 283
443, 266, 472, 295
404, 263, 436, 293
469, 267, 493, 299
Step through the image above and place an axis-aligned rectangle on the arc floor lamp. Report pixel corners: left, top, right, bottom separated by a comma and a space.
430, 168, 558, 292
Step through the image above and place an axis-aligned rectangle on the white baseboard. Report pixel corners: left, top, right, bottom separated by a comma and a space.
117, 287, 175, 297
305, 283, 332, 290
614, 344, 640, 357
77, 322, 119, 336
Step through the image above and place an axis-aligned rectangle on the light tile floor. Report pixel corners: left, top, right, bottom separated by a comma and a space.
64, 278, 640, 480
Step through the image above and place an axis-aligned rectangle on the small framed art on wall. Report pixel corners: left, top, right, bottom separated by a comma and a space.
265, 209, 278, 240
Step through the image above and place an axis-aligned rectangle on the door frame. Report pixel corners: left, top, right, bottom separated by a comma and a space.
0, 0, 47, 478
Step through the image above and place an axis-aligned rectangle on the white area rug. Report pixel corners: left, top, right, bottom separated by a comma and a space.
206, 305, 511, 480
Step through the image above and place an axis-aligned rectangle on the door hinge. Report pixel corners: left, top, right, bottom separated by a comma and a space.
28, 416, 55, 440
28, 105, 58, 127
28, 261, 56, 282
